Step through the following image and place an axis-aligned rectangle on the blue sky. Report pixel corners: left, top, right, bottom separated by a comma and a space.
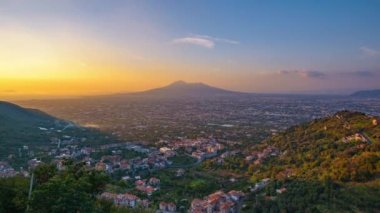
0, 0, 380, 97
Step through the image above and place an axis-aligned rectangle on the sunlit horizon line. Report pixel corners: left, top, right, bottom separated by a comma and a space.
2, 80, 377, 102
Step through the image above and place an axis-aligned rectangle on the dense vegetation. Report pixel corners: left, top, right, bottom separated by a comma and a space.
244, 111, 380, 212
0, 101, 57, 160
0, 161, 121, 213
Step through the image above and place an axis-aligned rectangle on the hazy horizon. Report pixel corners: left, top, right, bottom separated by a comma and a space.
1, 0, 380, 100
3, 80, 380, 101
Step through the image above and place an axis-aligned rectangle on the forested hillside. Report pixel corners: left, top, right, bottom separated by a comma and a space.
245, 111, 380, 212
0, 101, 119, 168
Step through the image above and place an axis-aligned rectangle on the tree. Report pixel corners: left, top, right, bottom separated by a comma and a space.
33, 164, 57, 185
0, 177, 29, 213
29, 162, 109, 213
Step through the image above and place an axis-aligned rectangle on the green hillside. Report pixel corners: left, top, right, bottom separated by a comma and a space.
0, 101, 56, 124
0, 101, 119, 168
0, 101, 60, 160
245, 111, 380, 212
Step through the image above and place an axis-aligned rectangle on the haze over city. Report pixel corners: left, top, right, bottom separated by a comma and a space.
1, 0, 380, 99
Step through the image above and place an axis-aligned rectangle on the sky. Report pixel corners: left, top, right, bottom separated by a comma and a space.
1, 0, 380, 99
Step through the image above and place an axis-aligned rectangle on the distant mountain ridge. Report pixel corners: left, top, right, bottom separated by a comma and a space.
115, 81, 249, 98
350, 89, 380, 98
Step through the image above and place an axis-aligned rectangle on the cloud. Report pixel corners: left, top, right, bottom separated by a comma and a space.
278, 69, 379, 80
193, 34, 240, 45
344, 70, 377, 77
172, 34, 239, 49
279, 70, 326, 79
173, 37, 215, 48
360, 46, 379, 57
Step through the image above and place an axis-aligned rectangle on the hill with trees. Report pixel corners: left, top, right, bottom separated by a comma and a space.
0, 101, 62, 160
0, 101, 119, 168
245, 111, 380, 212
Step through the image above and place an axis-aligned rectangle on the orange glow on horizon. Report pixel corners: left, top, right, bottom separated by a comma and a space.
0, 25, 182, 99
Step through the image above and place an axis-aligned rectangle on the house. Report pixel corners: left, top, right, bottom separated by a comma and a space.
159, 202, 167, 211
245, 155, 255, 162
342, 133, 368, 143
119, 160, 131, 170
228, 190, 245, 202
101, 155, 121, 164
80, 147, 93, 155
136, 185, 155, 196
148, 177, 160, 186
276, 187, 287, 194
95, 161, 107, 171
100, 192, 139, 208
135, 179, 146, 186
251, 178, 270, 192
176, 168, 185, 177
28, 158, 42, 169
159, 147, 171, 154
122, 176, 130, 181
190, 199, 207, 213
159, 202, 177, 213
190, 190, 244, 213
140, 199, 150, 208
219, 200, 236, 213
373, 118, 378, 126
167, 202, 176, 212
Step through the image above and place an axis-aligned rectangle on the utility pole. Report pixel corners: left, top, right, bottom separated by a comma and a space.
26, 172, 34, 212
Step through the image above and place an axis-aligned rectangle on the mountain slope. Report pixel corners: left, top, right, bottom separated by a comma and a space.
250, 110, 380, 181
0, 101, 56, 125
0, 101, 63, 160
350, 89, 380, 98
0, 101, 121, 168
244, 111, 380, 212
118, 81, 249, 98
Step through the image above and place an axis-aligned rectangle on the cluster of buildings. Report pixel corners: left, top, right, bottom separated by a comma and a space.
100, 192, 148, 208
100, 143, 151, 153
49, 139, 171, 177
134, 177, 160, 196
28, 158, 42, 169
161, 138, 224, 161
245, 146, 279, 165
94, 149, 170, 174
0, 161, 17, 178
214, 150, 240, 165
342, 133, 370, 143
190, 190, 245, 213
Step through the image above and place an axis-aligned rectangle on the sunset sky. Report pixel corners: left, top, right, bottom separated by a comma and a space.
1, 0, 380, 99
